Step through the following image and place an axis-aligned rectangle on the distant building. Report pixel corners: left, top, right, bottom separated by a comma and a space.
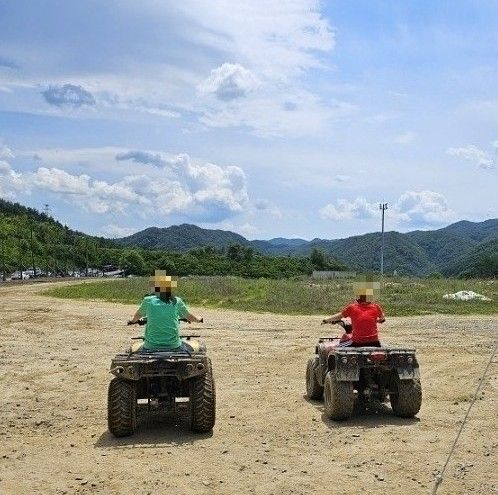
312, 270, 356, 279
103, 269, 125, 277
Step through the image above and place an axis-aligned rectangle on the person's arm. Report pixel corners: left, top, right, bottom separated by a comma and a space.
128, 298, 146, 325
322, 311, 343, 325
185, 312, 203, 324
128, 309, 142, 324
377, 304, 386, 323
177, 298, 203, 324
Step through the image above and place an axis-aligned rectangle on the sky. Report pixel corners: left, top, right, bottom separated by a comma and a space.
0, 0, 497, 240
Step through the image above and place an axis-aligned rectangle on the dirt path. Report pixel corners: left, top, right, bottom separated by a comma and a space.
0, 282, 496, 495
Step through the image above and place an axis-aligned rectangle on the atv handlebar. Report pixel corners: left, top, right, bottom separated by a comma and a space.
127, 317, 204, 326
321, 319, 346, 328
321, 318, 384, 326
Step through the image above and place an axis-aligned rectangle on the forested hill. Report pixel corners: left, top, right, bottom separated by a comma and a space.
117, 219, 498, 277
0, 198, 117, 275
117, 224, 251, 250
1, 197, 496, 277
0, 198, 115, 247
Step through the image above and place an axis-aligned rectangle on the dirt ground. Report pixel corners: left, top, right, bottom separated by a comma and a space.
0, 282, 496, 495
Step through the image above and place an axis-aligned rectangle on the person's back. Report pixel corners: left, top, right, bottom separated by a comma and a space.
322, 280, 385, 347
139, 294, 189, 350
341, 300, 383, 345
128, 270, 203, 351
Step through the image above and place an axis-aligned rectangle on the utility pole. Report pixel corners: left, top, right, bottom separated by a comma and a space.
85, 237, 89, 277
0, 233, 6, 282
15, 233, 23, 281
29, 224, 36, 278
379, 203, 388, 280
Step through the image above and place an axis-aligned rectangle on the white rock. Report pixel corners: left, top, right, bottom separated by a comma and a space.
442, 290, 491, 301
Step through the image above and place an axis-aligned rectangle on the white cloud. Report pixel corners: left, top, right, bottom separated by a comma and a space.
0, 160, 26, 199
198, 63, 259, 101
199, 91, 354, 137
116, 150, 249, 220
394, 131, 416, 145
320, 197, 377, 221
320, 190, 456, 226
1, 1, 336, 135
30, 167, 147, 213
446, 144, 494, 169
0, 145, 249, 221
178, 0, 335, 80
0, 145, 15, 160
393, 190, 456, 225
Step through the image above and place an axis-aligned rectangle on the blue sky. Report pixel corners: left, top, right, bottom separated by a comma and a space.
0, 0, 496, 240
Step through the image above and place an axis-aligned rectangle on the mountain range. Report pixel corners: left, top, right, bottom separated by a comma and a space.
116, 219, 498, 276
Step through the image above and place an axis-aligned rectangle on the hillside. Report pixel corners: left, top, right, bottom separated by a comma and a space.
0, 198, 117, 275
2, 197, 496, 277
116, 224, 251, 251
117, 218, 498, 276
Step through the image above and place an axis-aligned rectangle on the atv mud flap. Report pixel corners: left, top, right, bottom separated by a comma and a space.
335, 362, 360, 382
396, 366, 420, 380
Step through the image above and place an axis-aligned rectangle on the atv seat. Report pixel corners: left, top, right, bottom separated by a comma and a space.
130, 339, 206, 355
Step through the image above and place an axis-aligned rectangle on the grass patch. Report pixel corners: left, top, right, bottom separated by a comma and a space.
42, 276, 497, 316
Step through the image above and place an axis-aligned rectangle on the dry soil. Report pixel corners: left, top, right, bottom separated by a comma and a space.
0, 282, 497, 495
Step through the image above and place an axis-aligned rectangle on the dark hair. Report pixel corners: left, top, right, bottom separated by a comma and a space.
158, 292, 176, 304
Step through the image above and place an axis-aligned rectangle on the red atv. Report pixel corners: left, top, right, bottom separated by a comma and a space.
306, 320, 422, 420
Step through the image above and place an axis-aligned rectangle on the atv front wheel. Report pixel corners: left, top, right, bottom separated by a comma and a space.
323, 372, 354, 420
108, 378, 137, 437
190, 359, 216, 433
390, 377, 422, 418
306, 356, 323, 400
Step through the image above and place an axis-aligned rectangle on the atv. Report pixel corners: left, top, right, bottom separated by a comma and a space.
306, 320, 422, 420
107, 318, 215, 437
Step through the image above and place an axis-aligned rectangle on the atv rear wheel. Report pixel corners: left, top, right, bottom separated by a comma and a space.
390, 376, 422, 418
323, 371, 354, 420
190, 359, 216, 433
108, 378, 137, 437
306, 356, 323, 400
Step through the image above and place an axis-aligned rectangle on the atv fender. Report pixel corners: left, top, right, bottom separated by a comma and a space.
396, 365, 420, 380
327, 353, 360, 382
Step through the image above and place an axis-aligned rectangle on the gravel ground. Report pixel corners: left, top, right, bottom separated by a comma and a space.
0, 282, 497, 495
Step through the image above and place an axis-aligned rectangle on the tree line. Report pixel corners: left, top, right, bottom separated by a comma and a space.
0, 211, 347, 280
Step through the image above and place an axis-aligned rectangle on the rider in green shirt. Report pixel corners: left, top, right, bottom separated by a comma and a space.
128, 270, 203, 351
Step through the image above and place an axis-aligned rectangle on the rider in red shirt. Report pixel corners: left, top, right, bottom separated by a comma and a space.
322, 281, 385, 347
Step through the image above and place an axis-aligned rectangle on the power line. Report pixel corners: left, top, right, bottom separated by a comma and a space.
430, 341, 497, 494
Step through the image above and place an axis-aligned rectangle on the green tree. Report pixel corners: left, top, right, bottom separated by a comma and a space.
310, 248, 327, 270
120, 250, 146, 276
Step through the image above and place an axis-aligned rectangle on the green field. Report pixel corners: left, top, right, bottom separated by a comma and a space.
42, 276, 497, 316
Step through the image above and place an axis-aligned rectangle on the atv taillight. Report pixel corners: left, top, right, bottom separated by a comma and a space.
370, 352, 386, 362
